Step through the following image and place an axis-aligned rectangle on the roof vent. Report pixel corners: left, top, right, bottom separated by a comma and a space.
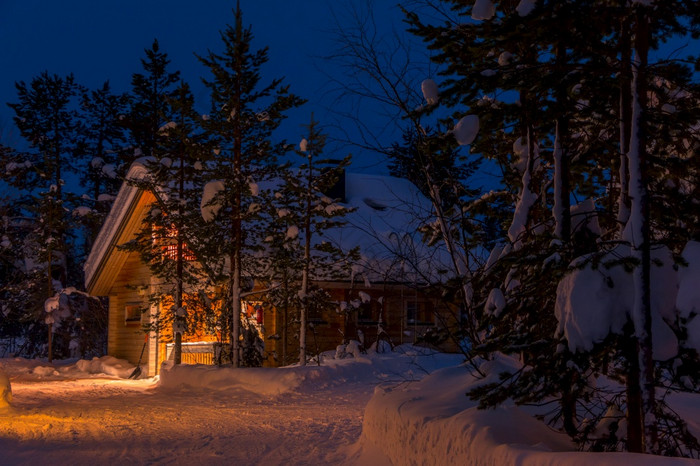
363, 198, 387, 211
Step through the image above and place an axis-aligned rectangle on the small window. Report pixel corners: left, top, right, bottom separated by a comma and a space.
358, 301, 379, 324
406, 301, 434, 326
125, 303, 144, 325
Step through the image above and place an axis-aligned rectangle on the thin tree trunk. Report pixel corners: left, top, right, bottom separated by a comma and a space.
626, 7, 656, 453
626, 335, 643, 452
618, 15, 632, 231
553, 42, 571, 242
232, 247, 241, 367
552, 120, 570, 241
174, 144, 185, 365
282, 270, 288, 365
231, 9, 243, 368
299, 152, 313, 366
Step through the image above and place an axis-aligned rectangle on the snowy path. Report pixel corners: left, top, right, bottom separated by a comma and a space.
0, 377, 373, 465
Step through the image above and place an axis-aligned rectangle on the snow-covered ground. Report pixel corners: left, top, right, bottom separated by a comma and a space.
1, 348, 698, 465
0, 347, 458, 465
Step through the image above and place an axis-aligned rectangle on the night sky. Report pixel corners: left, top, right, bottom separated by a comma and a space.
0, 0, 409, 172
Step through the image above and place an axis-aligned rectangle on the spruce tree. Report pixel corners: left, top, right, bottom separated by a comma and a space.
405, 0, 700, 456
124, 39, 180, 162
6, 72, 84, 361
262, 116, 355, 366
198, 4, 304, 367
120, 81, 212, 365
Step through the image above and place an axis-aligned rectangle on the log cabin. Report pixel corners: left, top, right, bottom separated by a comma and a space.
83, 162, 459, 375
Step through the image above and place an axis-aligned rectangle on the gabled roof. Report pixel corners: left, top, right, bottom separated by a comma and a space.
83, 162, 152, 295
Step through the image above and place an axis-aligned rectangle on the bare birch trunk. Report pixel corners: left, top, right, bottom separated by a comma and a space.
625, 8, 656, 453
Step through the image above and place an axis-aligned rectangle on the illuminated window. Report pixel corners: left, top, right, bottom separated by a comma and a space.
153, 224, 196, 261
162, 243, 196, 261
125, 303, 144, 325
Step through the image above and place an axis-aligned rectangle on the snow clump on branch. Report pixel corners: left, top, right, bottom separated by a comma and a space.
453, 115, 480, 146
516, 0, 537, 16
421, 79, 439, 105
201, 180, 225, 222
472, 0, 496, 20
555, 244, 679, 359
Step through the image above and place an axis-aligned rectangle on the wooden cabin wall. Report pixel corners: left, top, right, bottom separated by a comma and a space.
260, 284, 460, 367
107, 250, 151, 368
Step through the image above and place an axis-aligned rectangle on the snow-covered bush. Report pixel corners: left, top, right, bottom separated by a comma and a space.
43, 289, 108, 360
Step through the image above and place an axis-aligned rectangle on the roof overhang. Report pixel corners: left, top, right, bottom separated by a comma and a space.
83, 162, 152, 295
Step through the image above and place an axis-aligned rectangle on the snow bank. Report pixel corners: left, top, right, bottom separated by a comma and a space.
675, 241, 700, 351
0, 368, 11, 408
358, 354, 698, 465
157, 345, 464, 397
158, 362, 305, 396
0, 356, 136, 381
75, 356, 136, 379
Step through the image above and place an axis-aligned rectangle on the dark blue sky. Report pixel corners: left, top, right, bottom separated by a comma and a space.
0, 0, 411, 172
2, 2, 696, 177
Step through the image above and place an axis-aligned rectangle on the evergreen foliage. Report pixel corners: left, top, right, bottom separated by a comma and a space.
197, 4, 304, 367
124, 39, 181, 161
2, 72, 95, 360
76, 81, 128, 258
405, 0, 700, 457
261, 116, 356, 366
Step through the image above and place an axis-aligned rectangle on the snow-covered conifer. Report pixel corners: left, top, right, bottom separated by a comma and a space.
197, 5, 304, 367
262, 116, 356, 366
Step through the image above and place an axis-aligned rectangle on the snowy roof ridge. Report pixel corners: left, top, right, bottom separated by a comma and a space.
83, 161, 149, 290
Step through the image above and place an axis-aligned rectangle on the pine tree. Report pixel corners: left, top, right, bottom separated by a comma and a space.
6, 72, 84, 361
120, 81, 212, 365
76, 81, 128, 257
262, 116, 355, 366
198, 4, 304, 367
405, 0, 700, 456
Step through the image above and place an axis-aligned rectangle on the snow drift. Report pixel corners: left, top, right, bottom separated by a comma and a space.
358, 354, 699, 465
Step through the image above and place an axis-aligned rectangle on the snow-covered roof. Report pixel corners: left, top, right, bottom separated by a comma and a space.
84, 162, 445, 292
331, 172, 448, 283
83, 161, 150, 293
